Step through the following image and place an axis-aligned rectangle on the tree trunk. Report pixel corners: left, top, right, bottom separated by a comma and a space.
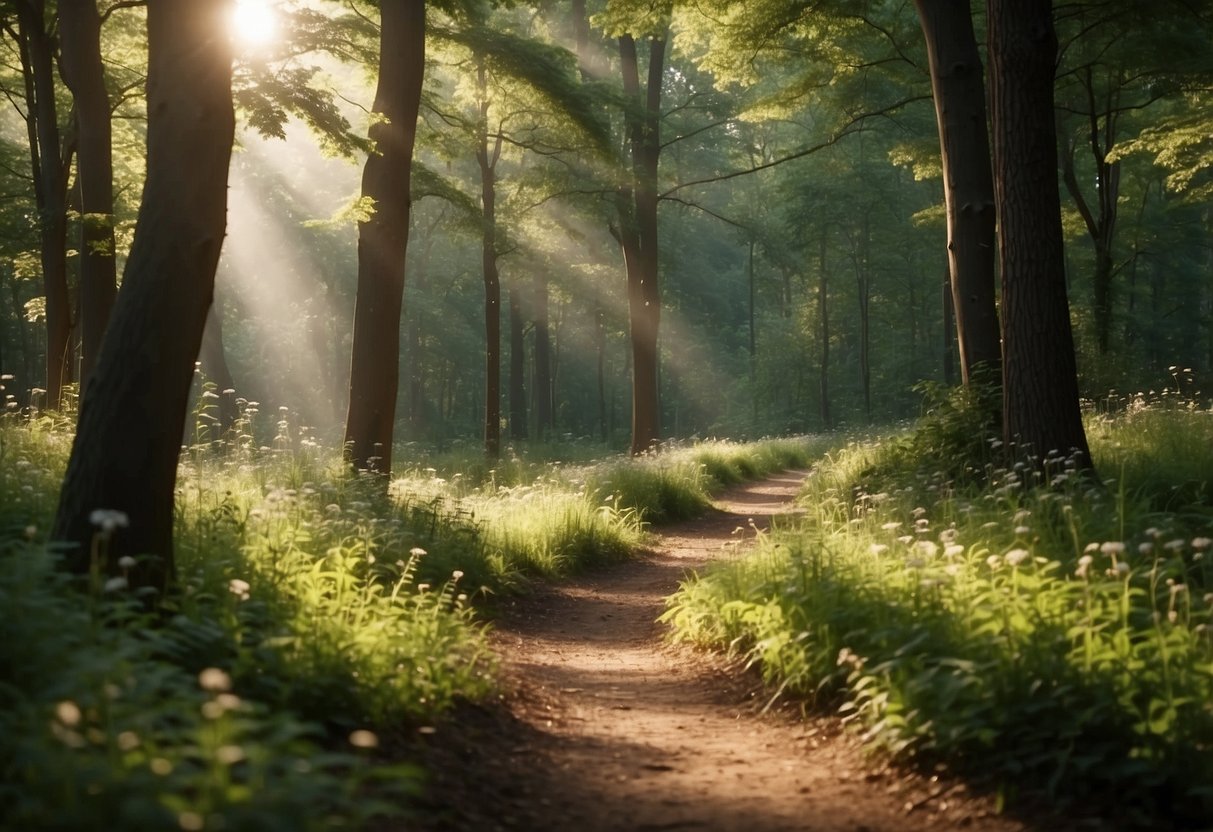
59, 0, 117, 394
818, 228, 831, 430
15, 0, 72, 411
914, 0, 1001, 386
343, 0, 425, 475
595, 303, 607, 442
508, 284, 527, 440
476, 61, 503, 460
533, 271, 553, 441
942, 269, 955, 386
619, 33, 664, 455
198, 300, 239, 441
855, 214, 871, 422
53, 0, 235, 588
987, 0, 1092, 465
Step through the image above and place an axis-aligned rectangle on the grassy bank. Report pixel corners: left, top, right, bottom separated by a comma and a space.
664, 396, 1213, 826
0, 411, 819, 830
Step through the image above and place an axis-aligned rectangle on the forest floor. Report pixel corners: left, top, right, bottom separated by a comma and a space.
405, 471, 1044, 832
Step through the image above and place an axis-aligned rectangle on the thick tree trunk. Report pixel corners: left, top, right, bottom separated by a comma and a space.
16, 0, 72, 411
914, 0, 1001, 385
343, 0, 425, 475
53, 0, 235, 588
508, 285, 527, 440
59, 0, 117, 393
619, 33, 664, 455
987, 0, 1092, 464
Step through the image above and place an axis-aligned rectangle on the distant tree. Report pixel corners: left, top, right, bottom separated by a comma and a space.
986, 0, 1091, 463
912, 0, 999, 387
8, 0, 72, 410
53, 0, 235, 587
59, 0, 118, 391
343, 0, 425, 474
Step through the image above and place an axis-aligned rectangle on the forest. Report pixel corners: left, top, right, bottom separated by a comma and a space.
1, 0, 1212, 829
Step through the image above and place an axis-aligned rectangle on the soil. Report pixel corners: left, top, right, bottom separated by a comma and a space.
405, 471, 1041, 832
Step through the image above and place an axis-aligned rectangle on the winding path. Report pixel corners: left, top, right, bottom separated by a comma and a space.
413, 472, 1028, 832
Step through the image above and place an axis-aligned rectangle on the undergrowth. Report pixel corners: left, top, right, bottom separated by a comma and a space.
664, 391, 1213, 827
0, 394, 819, 830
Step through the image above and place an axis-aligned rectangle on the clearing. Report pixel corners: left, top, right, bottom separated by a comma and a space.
411, 471, 1035, 831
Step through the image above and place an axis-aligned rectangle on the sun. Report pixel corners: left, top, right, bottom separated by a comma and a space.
230, 0, 279, 49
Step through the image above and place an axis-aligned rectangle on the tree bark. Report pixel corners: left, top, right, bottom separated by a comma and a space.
476, 61, 503, 460
53, 0, 235, 588
343, 0, 425, 475
987, 0, 1092, 464
618, 33, 664, 455
914, 0, 1001, 386
59, 0, 117, 394
15, 0, 72, 411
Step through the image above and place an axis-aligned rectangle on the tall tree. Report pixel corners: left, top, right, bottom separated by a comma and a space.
59, 0, 118, 391
343, 0, 426, 474
53, 0, 236, 586
986, 0, 1091, 463
616, 31, 665, 455
11, 0, 72, 410
913, 0, 1000, 386
474, 57, 504, 459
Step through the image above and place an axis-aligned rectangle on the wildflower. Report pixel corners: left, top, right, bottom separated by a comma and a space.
1114, 562, 1130, 576
986, 554, 1002, 569
1138, 542, 1154, 556
23, 525, 36, 540
1076, 554, 1094, 579
869, 543, 889, 556
1099, 541, 1126, 557
409, 547, 427, 557
452, 570, 464, 581
880, 522, 901, 532
906, 557, 926, 569
1164, 539, 1186, 552
915, 540, 939, 558
912, 507, 927, 519
103, 576, 128, 593
944, 544, 964, 559
228, 578, 250, 600
55, 701, 82, 727
198, 667, 232, 692
117, 556, 137, 570
150, 758, 173, 776
897, 535, 914, 546
117, 731, 140, 751
1192, 537, 1212, 550
349, 729, 379, 749
1014, 525, 1031, 536
89, 508, 129, 533
1005, 548, 1030, 567
215, 745, 246, 765
1083, 541, 1100, 554
1013, 509, 1031, 523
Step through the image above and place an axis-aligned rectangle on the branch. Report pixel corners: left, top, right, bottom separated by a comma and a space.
658, 195, 749, 231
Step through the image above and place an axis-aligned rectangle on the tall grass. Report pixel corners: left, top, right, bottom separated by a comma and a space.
664, 397, 1213, 826
1, 397, 821, 829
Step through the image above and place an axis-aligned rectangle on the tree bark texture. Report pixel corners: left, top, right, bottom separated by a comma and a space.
619, 33, 664, 455
914, 0, 1001, 385
343, 0, 425, 474
53, 0, 235, 587
16, 0, 72, 410
986, 0, 1092, 464
59, 0, 117, 393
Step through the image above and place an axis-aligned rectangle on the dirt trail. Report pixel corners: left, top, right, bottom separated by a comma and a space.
414, 471, 1030, 832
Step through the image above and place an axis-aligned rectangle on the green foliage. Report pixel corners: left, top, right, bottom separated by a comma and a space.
665, 403, 1213, 824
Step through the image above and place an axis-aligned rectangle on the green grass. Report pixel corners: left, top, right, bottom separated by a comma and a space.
664, 400, 1213, 826
0, 403, 820, 830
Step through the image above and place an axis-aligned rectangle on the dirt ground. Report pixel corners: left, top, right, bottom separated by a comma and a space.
406, 471, 1047, 832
